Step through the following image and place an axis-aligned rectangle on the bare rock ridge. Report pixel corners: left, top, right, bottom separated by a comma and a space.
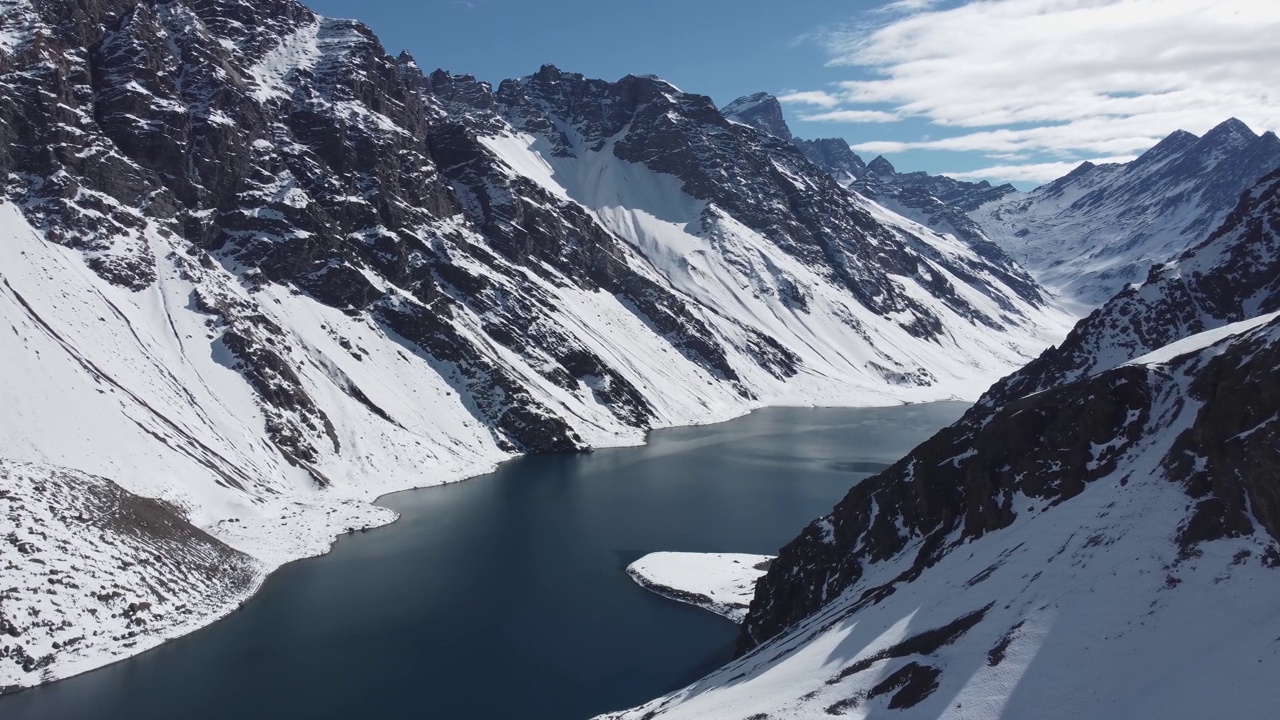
722, 92, 1042, 306
720, 91, 792, 142
722, 92, 1019, 236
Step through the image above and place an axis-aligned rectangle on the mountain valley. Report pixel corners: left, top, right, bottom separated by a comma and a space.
1, 1, 1278, 718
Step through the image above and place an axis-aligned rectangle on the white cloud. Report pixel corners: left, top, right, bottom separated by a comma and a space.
848, 114, 1184, 155
777, 91, 841, 108
801, 109, 901, 123
880, 0, 938, 12
943, 156, 1138, 183
797, 0, 1280, 159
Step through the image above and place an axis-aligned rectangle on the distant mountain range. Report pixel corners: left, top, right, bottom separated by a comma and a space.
724, 94, 1280, 312
974, 118, 1280, 307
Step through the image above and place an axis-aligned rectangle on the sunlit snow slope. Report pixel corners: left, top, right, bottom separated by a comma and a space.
600, 170, 1280, 720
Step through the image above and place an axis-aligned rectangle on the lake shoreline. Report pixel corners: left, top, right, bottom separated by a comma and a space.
1, 400, 968, 711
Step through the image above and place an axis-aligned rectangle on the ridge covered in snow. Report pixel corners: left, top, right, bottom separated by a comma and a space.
973, 119, 1280, 309
599, 170, 1280, 720
720, 92, 1021, 269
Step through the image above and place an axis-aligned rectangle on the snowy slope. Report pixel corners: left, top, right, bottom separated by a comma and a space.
601, 301, 1280, 720
1126, 309, 1280, 366
467, 129, 1067, 400
627, 552, 774, 622
982, 167, 1280, 408
0, 0, 1070, 692
974, 119, 1280, 309
600, 167, 1280, 720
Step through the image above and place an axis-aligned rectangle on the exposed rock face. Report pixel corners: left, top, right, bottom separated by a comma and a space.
975, 119, 1280, 306
790, 131, 1031, 301
721, 92, 792, 141
815, 147, 1016, 237
793, 136, 867, 185
725, 93, 1020, 256
741, 361, 1153, 647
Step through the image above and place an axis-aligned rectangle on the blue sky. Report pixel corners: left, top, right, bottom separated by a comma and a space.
306, 0, 1279, 188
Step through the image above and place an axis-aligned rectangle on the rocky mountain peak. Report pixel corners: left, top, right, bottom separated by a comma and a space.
1067, 159, 1096, 175
1183, 117, 1262, 163
1135, 128, 1201, 166
1203, 116, 1258, 143
867, 154, 897, 176
533, 62, 563, 83
395, 49, 419, 70
720, 92, 792, 141
425, 67, 496, 113
793, 137, 867, 183
792, 136, 1025, 285
1030, 160, 1098, 196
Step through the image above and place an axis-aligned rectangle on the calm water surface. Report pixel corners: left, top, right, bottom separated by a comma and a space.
2, 403, 966, 720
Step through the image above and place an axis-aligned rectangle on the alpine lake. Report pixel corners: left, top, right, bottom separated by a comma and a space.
1, 402, 968, 720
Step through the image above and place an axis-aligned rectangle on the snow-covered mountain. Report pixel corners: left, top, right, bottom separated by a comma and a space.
600, 173, 1280, 719
723, 93, 1040, 309
974, 119, 1280, 308
0, 0, 1070, 691
723, 93, 1019, 256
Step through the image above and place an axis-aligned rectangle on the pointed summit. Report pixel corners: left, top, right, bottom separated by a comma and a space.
1183, 118, 1259, 161
720, 92, 792, 141
1132, 128, 1199, 167
1203, 117, 1257, 143
534, 64, 564, 83
1065, 160, 1097, 177
867, 155, 896, 177
424, 69, 495, 112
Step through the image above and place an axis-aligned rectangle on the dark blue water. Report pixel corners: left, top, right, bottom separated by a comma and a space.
1, 403, 966, 720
